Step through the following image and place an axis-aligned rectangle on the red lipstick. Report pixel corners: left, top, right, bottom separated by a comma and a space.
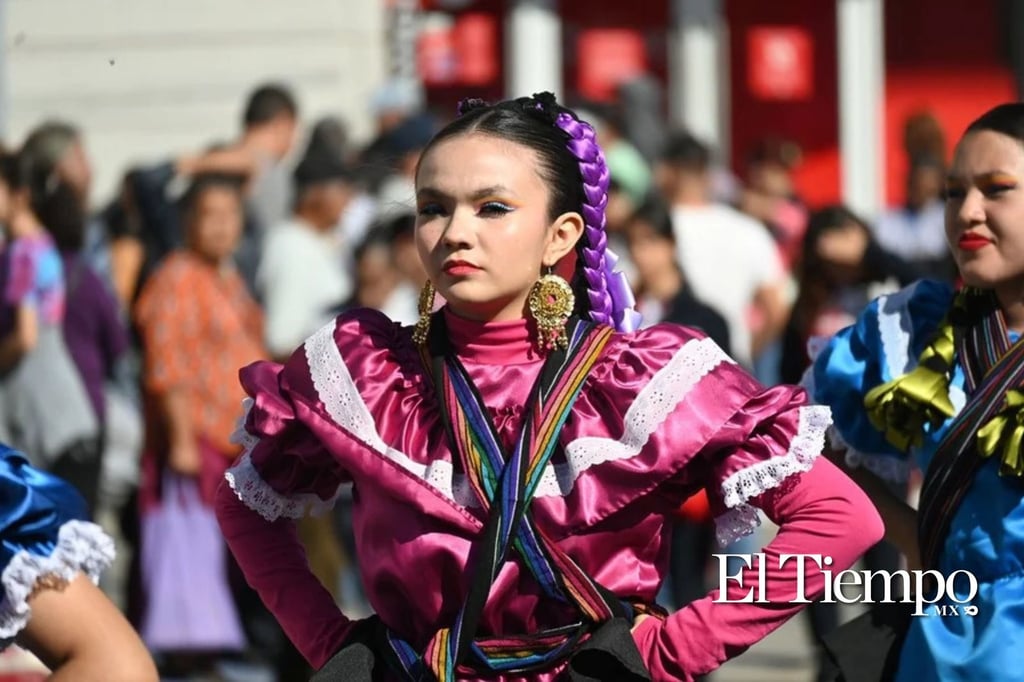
442, 260, 481, 276
958, 233, 993, 252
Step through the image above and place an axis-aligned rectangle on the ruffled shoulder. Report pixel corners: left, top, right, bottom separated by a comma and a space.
542, 322, 826, 545
804, 279, 955, 481
0, 448, 115, 647
227, 308, 432, 522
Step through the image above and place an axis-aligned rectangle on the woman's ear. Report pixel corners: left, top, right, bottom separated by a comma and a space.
542, 211, 585, 268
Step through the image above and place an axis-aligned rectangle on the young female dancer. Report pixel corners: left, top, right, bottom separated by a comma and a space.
807, 103, 1024, 680
217, 93, 883, 681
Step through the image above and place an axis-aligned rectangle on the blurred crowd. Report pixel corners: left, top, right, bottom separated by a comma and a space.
0, 77, 956, 681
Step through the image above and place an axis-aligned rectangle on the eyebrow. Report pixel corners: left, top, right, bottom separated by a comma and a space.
945, 170, 1019, 184
416, 185, 516, 201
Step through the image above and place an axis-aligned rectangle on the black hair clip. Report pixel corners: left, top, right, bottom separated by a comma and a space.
456, 97, 488, 117
522, 91, 560, 125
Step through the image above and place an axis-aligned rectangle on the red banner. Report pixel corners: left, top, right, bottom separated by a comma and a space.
747, 27, 813, 101
577, 29, 647, 101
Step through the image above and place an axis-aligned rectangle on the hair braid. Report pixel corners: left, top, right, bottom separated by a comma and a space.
553, 110, 641, 332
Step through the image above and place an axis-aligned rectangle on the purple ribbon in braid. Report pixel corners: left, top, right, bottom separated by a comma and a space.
552, 111, 642, 332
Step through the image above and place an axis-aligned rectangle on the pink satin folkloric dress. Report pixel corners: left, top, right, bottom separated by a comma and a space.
216, 307, 883, 681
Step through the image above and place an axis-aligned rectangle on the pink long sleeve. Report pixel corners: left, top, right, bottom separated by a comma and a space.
633, 456, 884, 680
215, 482, 356, 669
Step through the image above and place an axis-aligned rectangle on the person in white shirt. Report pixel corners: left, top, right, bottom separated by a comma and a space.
257, 154, 354, 361
659, 132, 790, 368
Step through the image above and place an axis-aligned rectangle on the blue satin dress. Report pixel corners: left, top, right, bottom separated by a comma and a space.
809, 279, 1024, 681
0, 443, 114, 647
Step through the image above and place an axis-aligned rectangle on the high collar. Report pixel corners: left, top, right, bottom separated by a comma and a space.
442, 307, 541, 365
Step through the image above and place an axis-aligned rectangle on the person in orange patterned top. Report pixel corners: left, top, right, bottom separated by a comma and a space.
135, 173, 266, 505
132, 173, 266, 675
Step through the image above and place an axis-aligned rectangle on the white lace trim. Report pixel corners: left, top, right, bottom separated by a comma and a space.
302, 325, 737, 507
225, 396, 344, 522
714, 504, 761, 547
535, 336, 733, 497
826, 425, 910, 483
0, 520, 115, 642
224, 451, 342, 522
876, 282, 922, 380
304, 320, 477, 508
802, 320, 916, 485
714, 405, 831, 544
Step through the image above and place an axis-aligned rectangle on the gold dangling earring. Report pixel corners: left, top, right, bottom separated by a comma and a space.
412, 281, 436, 346
528, 268, 575, 350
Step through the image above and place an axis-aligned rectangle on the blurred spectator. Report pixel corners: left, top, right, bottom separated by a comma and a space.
616, 75, 667, 163
20, 122, 112, 284
136, 83, 301, 293
624, 198, 731, 352
587, 104, 653, 207
0, 151, 100, 512
382, 211, 426, 325
779, 205, 906, 384
659, 131, 789, 368
871, 154, 956, 280
739, 137, 809, 272
341, 226, 405, 314
376, 112, 437, 219
359, 78, 427, 195
135, 173, 264, 507
133, 174, 265, 676
258, 153, 355, 361
903, 110, 947, 164
29, 146, 134, 460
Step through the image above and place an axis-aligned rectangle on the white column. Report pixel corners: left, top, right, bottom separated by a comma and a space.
669, 0, 727, 156
0, 0, 7, 141
506, 0, 562, 99
837, 0, 885, 219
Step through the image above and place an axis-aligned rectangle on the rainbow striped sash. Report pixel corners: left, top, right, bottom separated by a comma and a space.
381, 316, 634, 681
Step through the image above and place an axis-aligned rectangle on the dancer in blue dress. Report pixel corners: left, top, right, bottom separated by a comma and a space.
0, 443, 156, 680
808, 103, 1024, 680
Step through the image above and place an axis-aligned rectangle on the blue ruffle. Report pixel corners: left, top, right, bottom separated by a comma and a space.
0, 444, 114, 645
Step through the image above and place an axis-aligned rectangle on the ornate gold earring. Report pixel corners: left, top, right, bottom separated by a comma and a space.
528, 269, 575, 350
412, 280, 436, 346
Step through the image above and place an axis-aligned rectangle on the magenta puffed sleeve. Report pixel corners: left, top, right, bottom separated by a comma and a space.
216, 357, 355, 668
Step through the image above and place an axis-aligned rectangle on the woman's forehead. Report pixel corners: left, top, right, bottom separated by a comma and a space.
951, 130, 1024, 174
417, 133, 542, 188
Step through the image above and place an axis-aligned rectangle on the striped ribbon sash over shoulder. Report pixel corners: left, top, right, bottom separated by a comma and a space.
381, 316, 636, 681
918, 289, 1024, 571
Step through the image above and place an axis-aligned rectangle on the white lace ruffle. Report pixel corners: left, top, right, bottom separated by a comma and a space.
226, 394, 344, 521
303, 321, 736, 506
828, 425, 910, 483
714, 405, 831, 545
224, 450, 342, 523
877, 283, 921, 380
802, 334, 911, 484
714, 503, 762, 547
0, 520, 115, 643
303, 321, 477, 507
536, 336, 733, 497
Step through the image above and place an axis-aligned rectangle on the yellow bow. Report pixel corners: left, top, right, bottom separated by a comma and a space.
864, 318, 957, 452
977, 389, 1024, 477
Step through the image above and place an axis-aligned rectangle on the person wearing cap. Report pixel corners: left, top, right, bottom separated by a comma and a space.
256, 153, 355, 363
